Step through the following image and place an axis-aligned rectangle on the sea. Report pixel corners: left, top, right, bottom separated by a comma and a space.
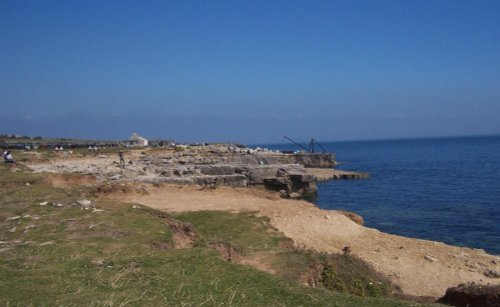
258, 135, 500, 255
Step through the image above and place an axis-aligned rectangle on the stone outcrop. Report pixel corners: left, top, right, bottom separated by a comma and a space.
437, 283, 500, 307
273, 153, 335, 168
304, 168, 370, 181
28, 147, 336, 197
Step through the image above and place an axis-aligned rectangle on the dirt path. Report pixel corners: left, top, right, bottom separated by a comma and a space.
117, 184, 500, 298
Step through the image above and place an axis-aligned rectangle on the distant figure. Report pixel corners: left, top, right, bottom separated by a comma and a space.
2, 150, 8, 162
118, 150, 125, 165
4, 151, 16, 164
92, 146, 98, 157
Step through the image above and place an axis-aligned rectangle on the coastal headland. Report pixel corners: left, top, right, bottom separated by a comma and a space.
24, 145, 500, 299
27, 145, 339, 198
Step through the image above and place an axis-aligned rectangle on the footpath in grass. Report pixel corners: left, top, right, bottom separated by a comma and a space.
0, 164, 437, 306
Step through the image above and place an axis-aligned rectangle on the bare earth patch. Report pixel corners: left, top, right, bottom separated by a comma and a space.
116, 184, 500, 298
43, 173, 96, 187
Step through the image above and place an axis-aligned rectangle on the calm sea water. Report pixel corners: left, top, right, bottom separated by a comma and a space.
260, 136, 500, 255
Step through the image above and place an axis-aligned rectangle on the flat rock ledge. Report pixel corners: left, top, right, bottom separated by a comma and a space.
28, 147, 345, 197
305, 168, 370, 181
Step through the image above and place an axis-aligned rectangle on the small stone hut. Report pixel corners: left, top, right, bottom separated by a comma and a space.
127, 133, 149, 147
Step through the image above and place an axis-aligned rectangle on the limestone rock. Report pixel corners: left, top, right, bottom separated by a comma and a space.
337, 210, 364, 225
39, 241, 55, 246
27, 146, 339, 198
76, 199, 93, 208
289, 192, 301, 199
437, 283, 500, 307
424, 255, 438, 262
484, 269, 500, 278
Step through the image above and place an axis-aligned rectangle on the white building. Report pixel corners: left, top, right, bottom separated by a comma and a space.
128, 133, 149, 147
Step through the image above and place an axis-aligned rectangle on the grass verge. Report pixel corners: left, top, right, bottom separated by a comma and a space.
0, 164, 438, 306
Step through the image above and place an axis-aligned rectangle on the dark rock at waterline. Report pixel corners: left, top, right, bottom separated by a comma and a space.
337, 210, 364, 225
437, 283, 500, 307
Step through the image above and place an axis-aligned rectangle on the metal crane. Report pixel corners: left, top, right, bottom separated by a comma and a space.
283, 136, 328, 154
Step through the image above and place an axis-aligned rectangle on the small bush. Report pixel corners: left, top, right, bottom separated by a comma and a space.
322, 254, 394, 297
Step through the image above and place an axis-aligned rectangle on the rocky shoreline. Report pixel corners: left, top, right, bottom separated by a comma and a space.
28, 145, 362, 198
24, 145, 500, 301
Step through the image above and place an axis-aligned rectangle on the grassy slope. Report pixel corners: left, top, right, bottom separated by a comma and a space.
0, 164, 437, 306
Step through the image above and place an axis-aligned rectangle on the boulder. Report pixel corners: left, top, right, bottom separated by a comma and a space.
337, 210, 364, 225
484, 269, 500, 278
437, 283, 500, 307
76, 199, 93, 208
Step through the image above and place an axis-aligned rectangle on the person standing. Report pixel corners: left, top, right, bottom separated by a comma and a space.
118, 150, 125, 165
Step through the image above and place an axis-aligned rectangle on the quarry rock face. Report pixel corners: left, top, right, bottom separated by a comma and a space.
29, 147, 335, 197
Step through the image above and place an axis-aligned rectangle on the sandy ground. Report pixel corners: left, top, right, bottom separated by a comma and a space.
116, 184, 500, 298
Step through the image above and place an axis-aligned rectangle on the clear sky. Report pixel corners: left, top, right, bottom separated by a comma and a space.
1, 0, 499, 143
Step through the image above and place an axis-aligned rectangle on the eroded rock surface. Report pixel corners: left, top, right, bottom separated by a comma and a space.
27, 147, 334, 197
437, 283, 500, 307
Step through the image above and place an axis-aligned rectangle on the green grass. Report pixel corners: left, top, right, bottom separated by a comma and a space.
174, 211, 289, 254
176, 211, 398, 299
0, 163, 42, 184
321, 254, 393, 297
0, 164, 438, 306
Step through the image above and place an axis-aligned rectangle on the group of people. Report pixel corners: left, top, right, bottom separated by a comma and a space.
2, 150, 16, 164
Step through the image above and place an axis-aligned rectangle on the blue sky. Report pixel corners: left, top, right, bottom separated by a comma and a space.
1, 0, 499, 143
